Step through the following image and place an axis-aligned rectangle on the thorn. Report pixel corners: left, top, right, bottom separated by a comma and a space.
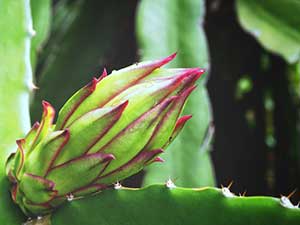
165, 178, 176, 189
222, 187, 235, 198
280, 196, 297, 209
27, 27, 36, 37
114, 181, 122, 190
28, 82, 39, 90
242, 190, 247, 196
227, 180, 234, 189
287, 189, 297, 199
239, 190, 247, 197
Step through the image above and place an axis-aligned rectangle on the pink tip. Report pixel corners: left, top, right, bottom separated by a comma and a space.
102, 153, 116, 163
110, 100, 129, 116
62, 129, 70, 139
102, 68, 107, 77
199, 68, 206, 74
41, 100, 55, 117
175, 115, 193, 128
153, 157, 165, 163
32, 121, 40, 129
88, 77, 98, 92
11, 185, 18, 202
16, 139, 25, 146
156, 53, 177, 68
97, 68, 108, 82
42, 100, 51, 108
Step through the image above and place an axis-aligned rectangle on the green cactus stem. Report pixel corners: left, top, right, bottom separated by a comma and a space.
38, 183, 300, 225
0, 0, 35, 224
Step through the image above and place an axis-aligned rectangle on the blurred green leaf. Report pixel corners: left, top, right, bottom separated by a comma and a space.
136, 0, 215, 187
235, 75, 253, 99
31, 0, 137, 122
0, 0, 33, 224
30, 0, 51, 69
236, 0, 300, 64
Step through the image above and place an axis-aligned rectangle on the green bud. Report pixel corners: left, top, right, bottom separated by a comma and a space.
6, 54, 205, 216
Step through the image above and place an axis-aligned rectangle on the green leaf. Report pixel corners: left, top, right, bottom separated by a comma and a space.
136, 0, 215, 187
30, 0, 138, 122
49, 185, 300, 225
236, 0, 300, 64
30, 0, 51, 69
0, 0, 33, 223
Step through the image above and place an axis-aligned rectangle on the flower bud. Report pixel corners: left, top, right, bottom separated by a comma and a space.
6, 54, 205, 216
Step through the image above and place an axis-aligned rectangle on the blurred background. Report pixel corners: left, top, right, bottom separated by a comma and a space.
28, 0, 300, 202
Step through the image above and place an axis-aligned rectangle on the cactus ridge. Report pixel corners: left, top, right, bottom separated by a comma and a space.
49, 183, 300, 225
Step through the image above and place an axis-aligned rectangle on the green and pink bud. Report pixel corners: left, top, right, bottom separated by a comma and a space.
6, 54, 205, 216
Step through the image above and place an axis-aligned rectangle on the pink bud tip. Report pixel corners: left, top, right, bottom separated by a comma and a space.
198, 68, 206, 74
156, 53, 177, 68
11, 185, 18, 202
89, 78, 98, 92
42, 100, 51, 108
97, 68, 108, 82
102, 154, 116, 163
32, 121, 40, 129
16, 139, 25, 146
102, 68, 107, 77
176, 115, 192, 126
62, 129, 71, 138
153, 157, 165, 163
42, 100, 55, 117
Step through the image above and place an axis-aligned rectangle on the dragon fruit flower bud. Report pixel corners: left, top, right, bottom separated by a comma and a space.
6, 54, 205, 216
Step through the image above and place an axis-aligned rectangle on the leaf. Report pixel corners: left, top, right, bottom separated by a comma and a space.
0, 0, 34, 224
30, 0, 138, 122
236, 0, 300, 64
30, 0, 51, 69
136, 0, 215, 187
49, 185, 300, 225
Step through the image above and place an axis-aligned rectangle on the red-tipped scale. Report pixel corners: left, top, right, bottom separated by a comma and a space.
6, 54, 205, 216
